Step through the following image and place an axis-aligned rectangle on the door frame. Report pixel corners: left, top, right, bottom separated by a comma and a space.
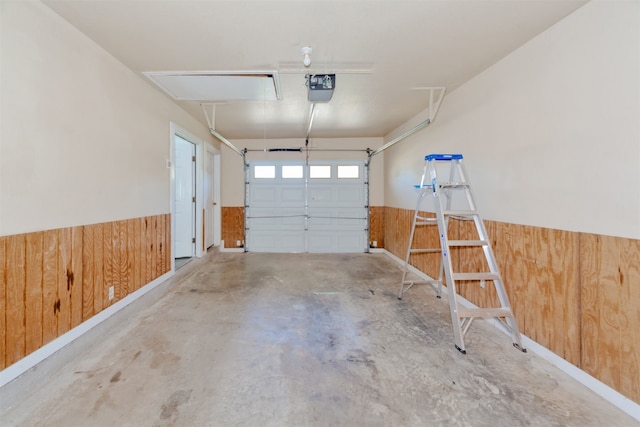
170, 122, 213, 269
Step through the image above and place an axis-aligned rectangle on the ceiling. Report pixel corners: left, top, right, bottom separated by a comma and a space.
43, 0, 587, 140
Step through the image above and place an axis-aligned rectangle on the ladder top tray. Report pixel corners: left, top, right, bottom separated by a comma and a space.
425, 153, 463, 161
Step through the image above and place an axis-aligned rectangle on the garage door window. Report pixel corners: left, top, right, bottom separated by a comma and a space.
282, 165, 304, 179
309, 165, 331, 179
337, 165, 359, 179
254, 165, 275, 179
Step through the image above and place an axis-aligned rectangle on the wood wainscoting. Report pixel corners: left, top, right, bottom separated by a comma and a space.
369, 206, 385, 249
384, 206, 640, 405
0, 214, 171, 370
221, 207, 245, 249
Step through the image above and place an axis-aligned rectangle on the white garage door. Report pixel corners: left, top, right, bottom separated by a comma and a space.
245, 160, 368, 253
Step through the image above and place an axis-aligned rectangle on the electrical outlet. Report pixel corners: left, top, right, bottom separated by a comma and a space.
372, 241, 378, 247
108, 286, 115, 300
236, 240, 242, 247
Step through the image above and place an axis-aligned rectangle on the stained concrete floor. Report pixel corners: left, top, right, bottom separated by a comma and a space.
1, 251, 637, 426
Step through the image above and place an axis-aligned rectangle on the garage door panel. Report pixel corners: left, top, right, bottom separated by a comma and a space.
307, 232, 331, 252
249, 186, 277, 203
308, 221, 367, 231
307, 230, 367, 253
247, 207, 305, 222
308, 195, 362, 208
336, 186, 365, 204
248, 230, 305, 253
308, 185, 364, 207
308, 186, 332, 203
335, 231, 367, 252
281, 186, 305, 202
248, 218, 306, 230
308, 221, 367, 230
250, 187, 304, 207
308, 208, 367, 228
247, 160, 368, 253
247, 208, 305, 228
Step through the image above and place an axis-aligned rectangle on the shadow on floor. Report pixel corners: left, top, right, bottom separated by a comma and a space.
174, 257, 193, 270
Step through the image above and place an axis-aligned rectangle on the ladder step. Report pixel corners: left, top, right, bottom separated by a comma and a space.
452, 273, 500, 281
403, 280, 440, 285
409, 248, 441, 254
425, 153, 463, 161
457, 307, 513, 319
416, 221, 437, 227
415, 216, 437, 223
439, 182, 470, 188
448, 240, 488, 247
443, 210, 478, 217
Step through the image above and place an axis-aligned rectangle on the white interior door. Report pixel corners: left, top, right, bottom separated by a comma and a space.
174, 136, 196, 258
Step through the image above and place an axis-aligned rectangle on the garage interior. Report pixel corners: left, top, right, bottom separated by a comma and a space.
1, 0, 639, 425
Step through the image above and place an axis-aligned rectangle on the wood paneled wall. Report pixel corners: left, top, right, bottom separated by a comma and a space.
369, 206, 385, 248
222, 207, 245, 248
384, 207, 440, 277
0, 214, 171, 370
384, 207, 640, 404
580, 233, 640, 402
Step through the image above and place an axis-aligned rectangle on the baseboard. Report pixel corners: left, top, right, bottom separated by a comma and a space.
0, 270, 174, 411
219, 239, 245, 252
382, 249, 640, 422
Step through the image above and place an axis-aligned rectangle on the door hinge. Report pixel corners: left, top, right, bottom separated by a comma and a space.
192, 156, 196, 162
192, 196, 196, 203
192, 237, 196, 243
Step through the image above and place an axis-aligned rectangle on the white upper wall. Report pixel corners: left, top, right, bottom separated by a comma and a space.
0, 1, 216, 235
384, 0, 640, 239
221, 138, 384, 207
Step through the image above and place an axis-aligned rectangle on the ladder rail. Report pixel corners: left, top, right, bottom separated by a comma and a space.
399, 190, 440, 299
432, 170, 467, 352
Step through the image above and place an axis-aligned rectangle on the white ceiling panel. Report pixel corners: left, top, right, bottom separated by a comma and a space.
144, 72, 281, 101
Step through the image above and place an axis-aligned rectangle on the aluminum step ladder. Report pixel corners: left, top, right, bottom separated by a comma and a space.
399, 153, 526, 354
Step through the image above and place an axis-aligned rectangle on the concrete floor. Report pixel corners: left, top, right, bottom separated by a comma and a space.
1, 251, 637, 426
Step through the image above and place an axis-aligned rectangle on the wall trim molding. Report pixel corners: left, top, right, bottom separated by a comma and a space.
382, 249, 640, 422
